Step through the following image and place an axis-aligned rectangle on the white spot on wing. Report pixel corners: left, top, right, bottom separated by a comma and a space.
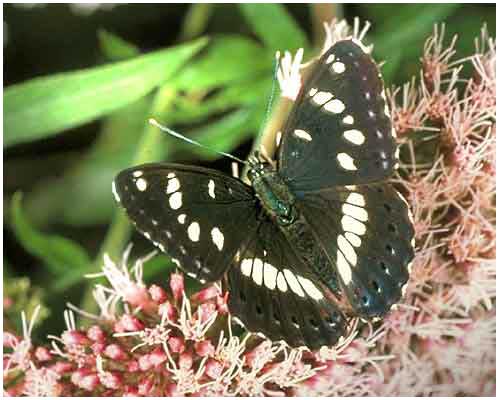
342, 115, 354, 125
169, 192, 182, 210
337, 235, 358, 266
309, 87, 318, 97
252, 258, 264, 285
171, 258, 181, 267
177, 214, 186, 224
166, 177, 180, 194
276, 272, 287, 292
263, 263, 278, 290
336, 250, 352, 284
341, 215, 366, 236
346, 192, 366, 207
111, 181, 120, 202
136, 178, 147, 191
297, 277, 324, 300
293, 129, 312, 142
167, 172, 175, 179
345, 232, 362, 247
283, 269, 305, 297
208, 180, 216, 199
332, 61, 345, 74
241, 258, 252, 277
324, 99, 345, 114
133, 170, 143, 178
211, 227, 224, 251
343, 129, 365, 145
325, 54, 335, 64
337, 153, 357, 170
187, 222, 200, 242
312, 91, 333, 105
342, 203, 368, 222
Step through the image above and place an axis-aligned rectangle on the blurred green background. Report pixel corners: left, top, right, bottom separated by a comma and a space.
3, 4, 495, 338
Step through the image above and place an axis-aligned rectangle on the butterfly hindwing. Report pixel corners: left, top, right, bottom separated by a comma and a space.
278, 40, 397, 191
113, 163, 258, 283
296, 184, 415, 318
226, 215, 347, 349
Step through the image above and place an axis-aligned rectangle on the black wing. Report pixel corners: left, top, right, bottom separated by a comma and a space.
296, 184, 414, 318
226, 215, 347, 349
278, 40, 397, 191
113, 163, 257, 283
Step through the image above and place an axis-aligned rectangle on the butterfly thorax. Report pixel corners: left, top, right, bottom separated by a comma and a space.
248, 162, 297, 226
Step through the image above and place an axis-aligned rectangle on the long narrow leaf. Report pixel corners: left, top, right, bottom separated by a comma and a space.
4, 38, 207, 148
172, 35, 269, 91
239, 4, 307, 51
9, 192, 91, 278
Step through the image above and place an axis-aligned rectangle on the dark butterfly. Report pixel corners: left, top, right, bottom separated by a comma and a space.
113, 40, 415, 350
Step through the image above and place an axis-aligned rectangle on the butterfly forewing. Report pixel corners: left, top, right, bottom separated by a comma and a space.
113, 163, 258, 283
278, 40, 397, 192
296, 184, 415, 317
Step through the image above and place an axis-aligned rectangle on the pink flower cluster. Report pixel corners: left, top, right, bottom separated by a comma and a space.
295, 22, 496, 396
3, 20, 496, 397
3, 250, 325, 396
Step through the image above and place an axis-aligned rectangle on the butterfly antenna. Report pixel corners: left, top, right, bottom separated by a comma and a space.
257, 54, 280, 139
149, 118, 247, 165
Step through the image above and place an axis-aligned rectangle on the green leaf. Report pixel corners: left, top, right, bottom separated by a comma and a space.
98, 29, 140, 60
186, 105, 263, 160
24, 98, 152, 227
172, 35, 269, 91
373, 4, 459, 58
166, 76, 271, 124
4, 38, 208, 148
142, 254, 174, 281
9, 192, 91, 282
239, 4, 307, 52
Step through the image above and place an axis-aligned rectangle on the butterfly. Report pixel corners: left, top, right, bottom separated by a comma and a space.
113, 39, 415, 350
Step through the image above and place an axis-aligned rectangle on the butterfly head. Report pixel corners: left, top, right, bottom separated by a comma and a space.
247, 159, 272, 184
